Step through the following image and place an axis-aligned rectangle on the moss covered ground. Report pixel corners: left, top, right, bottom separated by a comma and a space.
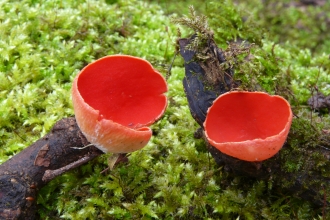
0, 0, 329, 219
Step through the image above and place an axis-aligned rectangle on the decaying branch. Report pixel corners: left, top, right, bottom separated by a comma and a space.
0, 117, 103, 220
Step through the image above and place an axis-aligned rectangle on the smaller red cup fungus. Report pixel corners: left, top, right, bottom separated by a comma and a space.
204, 91, 293, 162
72, 55, 167, 153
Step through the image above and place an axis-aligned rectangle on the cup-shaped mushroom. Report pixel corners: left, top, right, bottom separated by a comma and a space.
72, 55, 167, 153
204, 91, 293, 161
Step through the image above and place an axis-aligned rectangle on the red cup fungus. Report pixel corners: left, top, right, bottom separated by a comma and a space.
204, 91, 293, 162
72, 55, 167, 153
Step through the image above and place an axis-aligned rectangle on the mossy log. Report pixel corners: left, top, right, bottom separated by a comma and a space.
0, 117, 103, 220
179, 36, 330, 209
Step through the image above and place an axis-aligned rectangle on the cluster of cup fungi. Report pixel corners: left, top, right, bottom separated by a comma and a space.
72, 55, 293, 163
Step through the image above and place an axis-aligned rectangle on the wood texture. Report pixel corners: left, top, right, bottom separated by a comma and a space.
0, 117, 103, 219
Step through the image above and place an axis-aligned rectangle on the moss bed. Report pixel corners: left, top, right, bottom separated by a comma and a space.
0, 0, 329, 219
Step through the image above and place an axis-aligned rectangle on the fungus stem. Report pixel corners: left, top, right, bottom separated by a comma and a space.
107, 153, 128, 171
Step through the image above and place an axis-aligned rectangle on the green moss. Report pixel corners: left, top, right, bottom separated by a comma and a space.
1, 0, 330, 219
235, 0, 330, 54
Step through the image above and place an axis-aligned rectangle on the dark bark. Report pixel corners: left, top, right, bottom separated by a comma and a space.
308, 92, 330, 113
180, 36, 234, 128
0, 117, 103, 220
179, 35, 330, 209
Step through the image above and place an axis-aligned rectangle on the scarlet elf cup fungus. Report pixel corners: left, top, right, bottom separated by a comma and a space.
72, 55, 167, 153
204, 91, 293, 162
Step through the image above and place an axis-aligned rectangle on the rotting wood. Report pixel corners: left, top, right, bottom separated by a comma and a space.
0, 117, 103, 220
